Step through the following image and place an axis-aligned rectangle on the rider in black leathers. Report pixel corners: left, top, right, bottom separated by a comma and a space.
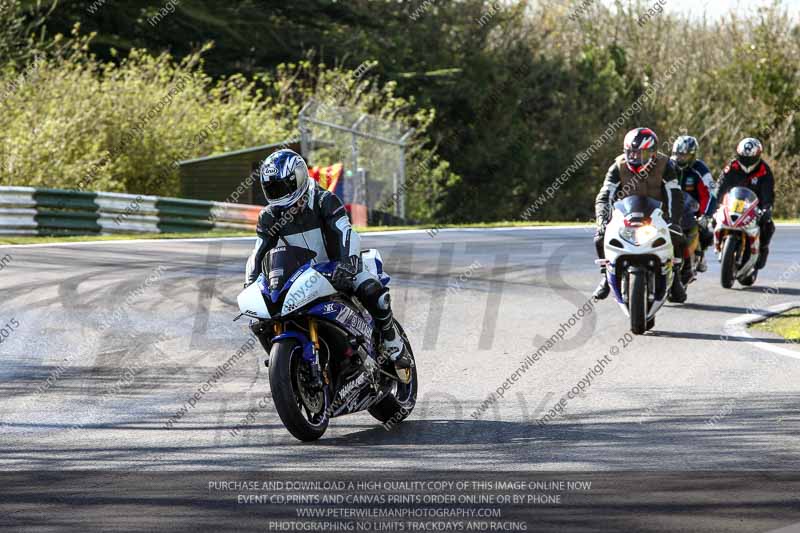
717, 138, 776, 271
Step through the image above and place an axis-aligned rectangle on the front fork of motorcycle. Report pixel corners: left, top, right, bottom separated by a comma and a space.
308, 319, 327, 386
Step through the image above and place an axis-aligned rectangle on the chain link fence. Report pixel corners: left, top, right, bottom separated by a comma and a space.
299, 100, 413, 222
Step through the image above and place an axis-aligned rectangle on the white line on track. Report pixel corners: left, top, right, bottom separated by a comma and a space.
724, 302, 800, 360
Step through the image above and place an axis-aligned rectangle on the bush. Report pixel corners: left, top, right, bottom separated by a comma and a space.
0, 28, 458, 220
0, 29, 288, 196
533, 0, 800, 218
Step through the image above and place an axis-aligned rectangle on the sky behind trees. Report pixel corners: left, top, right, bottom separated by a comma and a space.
599, 0, 798, 20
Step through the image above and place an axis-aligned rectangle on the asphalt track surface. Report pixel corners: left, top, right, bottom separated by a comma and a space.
1, 226, 799, 532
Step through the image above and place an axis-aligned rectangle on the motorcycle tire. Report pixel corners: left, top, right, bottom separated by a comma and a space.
269, 340, 329, 442
368, 322, 418, 426
629, 271, 648, 335
740, 271, 758, 287
720, 236, 738, 289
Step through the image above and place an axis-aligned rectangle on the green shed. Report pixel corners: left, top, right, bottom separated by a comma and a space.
178, 140, 301, 205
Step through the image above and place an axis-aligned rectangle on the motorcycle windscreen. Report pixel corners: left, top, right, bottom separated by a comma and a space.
263, 245, 318, 293
726, 187, 759, 216
613, 196, 662, 223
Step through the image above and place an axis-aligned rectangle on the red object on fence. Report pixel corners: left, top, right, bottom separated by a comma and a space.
309, 163, 343, 195
309, 163, 367, 227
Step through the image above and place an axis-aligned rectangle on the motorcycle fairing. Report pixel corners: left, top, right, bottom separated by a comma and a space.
609, 271, 623, 303
715, 187, 762, 282
237, 274, 271, 319
329, 370, 380, 417
307, 300, 376, 348
604, 197, 674, 320
361, 249, 391, 287
280, 265, 338, 316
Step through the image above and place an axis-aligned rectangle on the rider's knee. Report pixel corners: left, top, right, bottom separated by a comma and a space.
376, 291, 392, 311
355, 276, 386, 303
353, 269, 379, 291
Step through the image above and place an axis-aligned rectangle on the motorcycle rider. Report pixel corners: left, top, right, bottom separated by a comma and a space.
244, 149, 412, 378
593, 127, 685, 302
717, 138, 776, 270
671, 135, 717, 273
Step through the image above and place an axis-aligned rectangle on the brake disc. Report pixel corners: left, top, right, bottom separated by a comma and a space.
296, 366, 324, 414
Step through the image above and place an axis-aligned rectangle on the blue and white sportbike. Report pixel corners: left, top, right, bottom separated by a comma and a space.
236, 245, 417, 441
597, 196, 676, 335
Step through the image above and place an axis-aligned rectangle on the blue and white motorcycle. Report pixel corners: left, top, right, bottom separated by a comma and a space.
236, 246, 417, 441
598, 196, 676, 335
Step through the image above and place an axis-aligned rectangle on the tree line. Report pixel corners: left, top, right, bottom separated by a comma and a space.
1, 0, 798, 222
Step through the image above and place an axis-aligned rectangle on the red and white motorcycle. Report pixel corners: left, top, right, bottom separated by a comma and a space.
714, 187, 762, 289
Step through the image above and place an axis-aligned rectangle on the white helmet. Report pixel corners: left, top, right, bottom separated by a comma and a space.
736, 138, 763, 173
259, 149, 311, 208
671, 135, 698, 170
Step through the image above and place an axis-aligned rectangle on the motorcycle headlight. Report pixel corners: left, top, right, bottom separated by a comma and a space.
620, 224, 658, 245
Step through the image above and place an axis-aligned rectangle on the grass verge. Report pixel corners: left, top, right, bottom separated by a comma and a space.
751, 309, 800, 341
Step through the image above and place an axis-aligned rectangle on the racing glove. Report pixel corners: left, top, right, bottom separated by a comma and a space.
332, 255, 359, 291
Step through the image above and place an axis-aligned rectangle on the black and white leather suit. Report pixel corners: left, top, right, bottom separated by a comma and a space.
245, 183, 394, 342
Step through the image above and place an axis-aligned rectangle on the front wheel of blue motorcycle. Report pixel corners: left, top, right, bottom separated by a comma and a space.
368, 322, 418, 426
269, 340, 329, 442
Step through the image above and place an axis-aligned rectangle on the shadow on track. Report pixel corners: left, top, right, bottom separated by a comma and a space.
647, 330, 794, 343
677, 302, 757, 315
739, 286, 800, 297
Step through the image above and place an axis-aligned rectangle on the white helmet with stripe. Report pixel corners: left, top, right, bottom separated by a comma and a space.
736, 138, 763, 173
259, 149, 312, 208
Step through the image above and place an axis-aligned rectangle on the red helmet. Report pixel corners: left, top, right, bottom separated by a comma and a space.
624, 128, 659, 175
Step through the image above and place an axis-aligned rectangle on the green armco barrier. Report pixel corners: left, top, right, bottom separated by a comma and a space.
0, 186, 259, 236
35, 211, 103, 235
155, 198, 215, 219
32, 189, 101, 235
33, 189, 100, 211
155, 197, 215, 233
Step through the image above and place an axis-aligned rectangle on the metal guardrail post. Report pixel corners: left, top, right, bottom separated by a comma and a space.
398, 128, 415, 219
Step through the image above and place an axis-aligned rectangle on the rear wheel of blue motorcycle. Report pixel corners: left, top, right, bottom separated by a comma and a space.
269, 340, 329, 442
368, 322, 417, 426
